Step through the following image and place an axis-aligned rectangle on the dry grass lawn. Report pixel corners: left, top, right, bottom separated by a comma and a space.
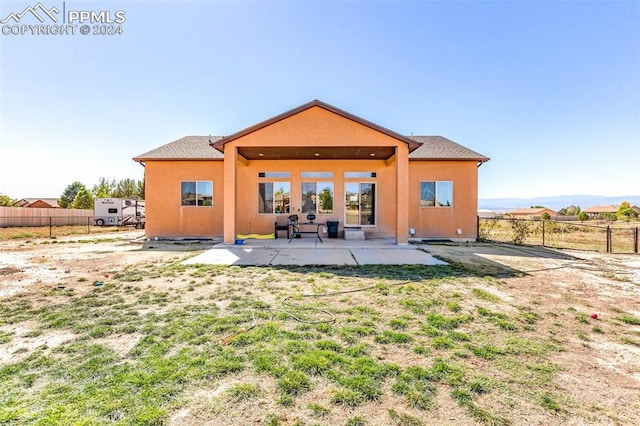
1, 232, 639, 425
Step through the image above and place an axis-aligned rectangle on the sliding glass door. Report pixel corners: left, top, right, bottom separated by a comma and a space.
345, 183, 376, 226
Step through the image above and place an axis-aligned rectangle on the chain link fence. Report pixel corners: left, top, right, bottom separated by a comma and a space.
479, 218, 639, 254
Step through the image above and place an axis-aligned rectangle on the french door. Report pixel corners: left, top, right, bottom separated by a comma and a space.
345, 183, 376, 226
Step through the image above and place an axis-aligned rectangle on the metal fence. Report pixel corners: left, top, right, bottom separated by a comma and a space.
478, 218, 639, 254
0, 216, 133, 239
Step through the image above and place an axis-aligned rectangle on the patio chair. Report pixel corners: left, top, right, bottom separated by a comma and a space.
274, 220, 290, 239
287, 215, 300, 241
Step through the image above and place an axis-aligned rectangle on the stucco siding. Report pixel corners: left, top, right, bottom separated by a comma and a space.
408, 161, 479, 240
144, 160, 225, 238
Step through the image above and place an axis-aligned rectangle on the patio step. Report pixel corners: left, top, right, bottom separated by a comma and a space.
344, 227, 365, 240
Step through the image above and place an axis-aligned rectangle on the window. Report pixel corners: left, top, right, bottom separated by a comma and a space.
259, 182, 290, 214
301, 182, 334, 215
420, 181, 453, 207
301, 172, 334, 178
259, 172, 290, 178
181, 181, 213, 206
345, 172, 376, 178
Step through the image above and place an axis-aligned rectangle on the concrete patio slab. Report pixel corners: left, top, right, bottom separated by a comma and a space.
270, 249, 357, 265
181, 241, 448, 266
183, 248, 279, 265
350, 248, 447, 265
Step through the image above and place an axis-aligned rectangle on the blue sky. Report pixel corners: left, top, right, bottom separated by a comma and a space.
1, 0, 639, 200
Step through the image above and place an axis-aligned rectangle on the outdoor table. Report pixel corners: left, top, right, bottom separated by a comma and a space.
289, 222, 325, 245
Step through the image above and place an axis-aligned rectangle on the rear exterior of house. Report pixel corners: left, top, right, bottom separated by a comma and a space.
134, 100, 489, 244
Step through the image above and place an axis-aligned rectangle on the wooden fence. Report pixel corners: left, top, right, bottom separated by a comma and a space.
0, 207, 93, 227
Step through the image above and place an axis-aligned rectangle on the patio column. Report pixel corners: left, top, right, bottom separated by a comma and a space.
395, 145, 409, 245
223, 146, 237, 244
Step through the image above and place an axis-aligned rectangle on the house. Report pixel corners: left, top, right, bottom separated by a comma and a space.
133, 100, 489, 244
507, 207, 557, 219
13, 198, 60, 208
583, 205, 618, 219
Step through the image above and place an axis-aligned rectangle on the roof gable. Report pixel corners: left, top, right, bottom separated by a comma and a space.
212, 99, 421, 152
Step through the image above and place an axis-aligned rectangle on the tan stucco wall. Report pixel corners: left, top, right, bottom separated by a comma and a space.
233, 159, 397, 239
144, 160, 225, 238
222, 106, 409, 243
408, 160, 479, 240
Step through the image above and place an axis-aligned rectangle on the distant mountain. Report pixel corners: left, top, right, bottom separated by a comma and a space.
479, 195, 640, 213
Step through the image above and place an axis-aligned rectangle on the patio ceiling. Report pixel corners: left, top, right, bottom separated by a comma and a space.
237, 146, 396, 160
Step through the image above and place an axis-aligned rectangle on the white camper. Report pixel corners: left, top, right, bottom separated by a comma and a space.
94, 198, 145, 228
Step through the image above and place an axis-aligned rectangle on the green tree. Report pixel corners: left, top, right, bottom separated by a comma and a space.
71, 188, 94, 209
617, 201, 638, 222
59, 181, 87, 208
0, 194, 16, 207
558, 205, 581, 216
541, 212, 551, 221
577, 211, 589, 222
530, 205, 545, 209
136, 178, 145, 200
318, 188, 333, 212
92, 177, 115, 198
113, 178, 139, 198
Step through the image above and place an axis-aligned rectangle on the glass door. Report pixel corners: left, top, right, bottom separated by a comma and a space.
345, 183, 376, 226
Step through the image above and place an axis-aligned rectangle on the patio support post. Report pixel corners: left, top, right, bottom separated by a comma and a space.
395, 146, 409, 245
223, 146, 237, 244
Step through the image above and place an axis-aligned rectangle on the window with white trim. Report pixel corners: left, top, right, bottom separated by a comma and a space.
181, 181, 213, 206
420, 181, 453, 207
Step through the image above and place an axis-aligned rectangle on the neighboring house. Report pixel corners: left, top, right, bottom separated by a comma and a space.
13, 198, 60, 208
477, 209, 496, 218
583, 205, 618, 219
133, 100, 489, 244
584, 204, 640, 219
508, 207, 557, 219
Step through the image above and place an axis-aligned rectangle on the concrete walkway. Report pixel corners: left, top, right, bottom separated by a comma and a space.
183, 238, 447, 266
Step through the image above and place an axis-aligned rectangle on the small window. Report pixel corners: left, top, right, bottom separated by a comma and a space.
181, 181, 213, 206
259, 182, 290, 214
301, 172, 334, 178
345, 172, 376, 178
420, 181, 453, 207
108, 208, 118, 214
259, 172, 290, 178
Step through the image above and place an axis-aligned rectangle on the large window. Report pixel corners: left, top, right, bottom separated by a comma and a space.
301, 182, 334, 215
420, 181, 453, 207
259, 182, 290, 214
181, 181, 213, 206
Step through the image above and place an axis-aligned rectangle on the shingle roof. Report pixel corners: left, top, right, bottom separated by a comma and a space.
584, 205, 618, 213
134, 135, 489, 162
408, 136, 489, 161
509, 207, 556, 215
133, 136, 225, 161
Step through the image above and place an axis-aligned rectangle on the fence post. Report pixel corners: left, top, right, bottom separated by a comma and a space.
635, 227, 638, 254
542, 220, 545, 247
87, 216, 90, 234
49, 216, 52, 238
606, 225, 611, 253
477, 216, 480, 241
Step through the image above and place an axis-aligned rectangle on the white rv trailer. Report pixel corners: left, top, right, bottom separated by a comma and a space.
94, 198, 145, 228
